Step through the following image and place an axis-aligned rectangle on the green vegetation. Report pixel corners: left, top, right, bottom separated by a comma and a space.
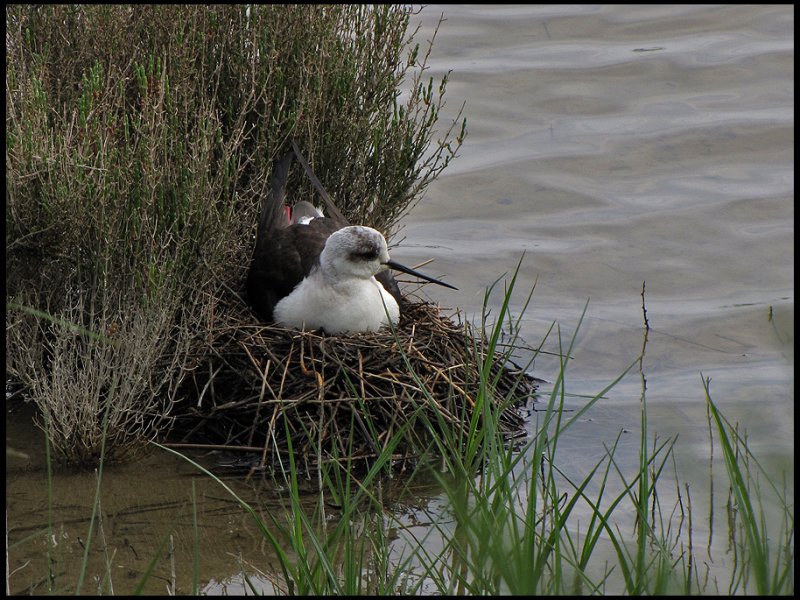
5, 6, 791, 595
6, 5, 465, 463
7, 275, 792, 595
159, 280, 793, 595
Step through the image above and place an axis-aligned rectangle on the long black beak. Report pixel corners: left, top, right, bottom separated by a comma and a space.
385, 260, 458, 290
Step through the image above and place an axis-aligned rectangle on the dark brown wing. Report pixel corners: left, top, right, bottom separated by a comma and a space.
246, 151, 296, 321
247, 216, 343, 322
254, 151, 293, 243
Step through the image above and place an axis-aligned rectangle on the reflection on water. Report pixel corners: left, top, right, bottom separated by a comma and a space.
7, 5, 793, 594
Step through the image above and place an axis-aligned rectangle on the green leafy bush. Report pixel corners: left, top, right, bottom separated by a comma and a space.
6, 5, 465, 464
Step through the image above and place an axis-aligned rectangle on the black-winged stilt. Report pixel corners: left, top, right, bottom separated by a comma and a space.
246, 142, 456, 334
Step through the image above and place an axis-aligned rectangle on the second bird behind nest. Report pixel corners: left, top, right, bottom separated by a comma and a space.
246, 144, 456, 334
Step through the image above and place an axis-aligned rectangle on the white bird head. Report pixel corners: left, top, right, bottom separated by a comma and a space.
320, 226, 390, 281
318, 225, 459, 291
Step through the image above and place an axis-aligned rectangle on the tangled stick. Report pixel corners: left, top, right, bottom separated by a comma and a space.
167, 290, 537, 474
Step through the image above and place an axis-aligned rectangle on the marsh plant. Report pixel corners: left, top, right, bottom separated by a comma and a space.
6, 270, 793, 595
5, 5, 465, 464
155, 285, 793, 596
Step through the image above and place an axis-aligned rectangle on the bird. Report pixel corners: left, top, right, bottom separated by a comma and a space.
246, 142, 456, 334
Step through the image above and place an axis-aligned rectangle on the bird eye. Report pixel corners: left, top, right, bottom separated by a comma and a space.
352, 250, 379, 261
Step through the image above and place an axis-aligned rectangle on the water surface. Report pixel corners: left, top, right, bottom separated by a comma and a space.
393, 3, 793, 455
6, 4, 793, 594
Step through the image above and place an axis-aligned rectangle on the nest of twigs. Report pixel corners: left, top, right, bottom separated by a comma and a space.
169, 290, 537, 474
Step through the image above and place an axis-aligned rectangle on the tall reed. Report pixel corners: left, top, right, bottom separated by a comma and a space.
9, 269, 792, 595
161, 268, 789, 595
